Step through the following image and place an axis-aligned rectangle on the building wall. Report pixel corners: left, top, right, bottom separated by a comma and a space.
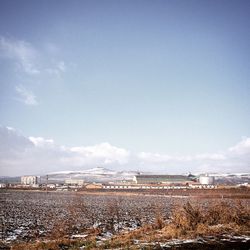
103, 184, 216, 190
199, 176, 215, 185
21, 176, 38, 185
135, 175, 192, 184
65, 179, 84, 186
85, 184, 102, 189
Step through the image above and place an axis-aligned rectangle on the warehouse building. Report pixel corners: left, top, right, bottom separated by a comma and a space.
21, 176, 38, 186
199, 174, 215, 185
65, 179, 84, 186
134, 174, 195, 185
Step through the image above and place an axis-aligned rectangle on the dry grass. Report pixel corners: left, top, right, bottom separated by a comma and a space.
170, 200, 250, 235
8, 200, 250, 249
102, 200, 250, 249
11, 237, 98, 250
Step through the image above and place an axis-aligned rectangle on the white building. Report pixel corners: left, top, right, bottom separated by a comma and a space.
65, 179, 84, 186
199, 174, 215, 185
46, 184, 56, 189
21, 176, 38, 185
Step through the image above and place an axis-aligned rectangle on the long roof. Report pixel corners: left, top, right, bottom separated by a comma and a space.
135, 175, 190, 179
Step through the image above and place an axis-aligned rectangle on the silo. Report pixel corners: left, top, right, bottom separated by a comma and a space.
199, 175, 215, 185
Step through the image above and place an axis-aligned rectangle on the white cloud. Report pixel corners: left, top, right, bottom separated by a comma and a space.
193, 153, 226, 161
57, 61, 66, 72
0, 126, 33, 153
70, 143, 130, 165
44, 43, 60, 54
15, 85, 38, 105
138, 152, 226, 163
0, 36, 40, 75
138, 152, 173, 163
45, 60, 66, 77
229, 137, 250, 155
0, 126, 131, 175
0, 36, 67, 77
0, 36, 69, 106
29, 137, 54, 147
0, 125, 249, 176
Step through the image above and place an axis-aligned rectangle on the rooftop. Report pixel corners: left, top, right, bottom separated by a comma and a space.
135, 175, 190, 180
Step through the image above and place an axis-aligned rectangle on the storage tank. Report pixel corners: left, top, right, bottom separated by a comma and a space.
199, 175, 215, 185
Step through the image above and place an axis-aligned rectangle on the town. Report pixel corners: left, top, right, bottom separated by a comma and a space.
0, 172, 237, 191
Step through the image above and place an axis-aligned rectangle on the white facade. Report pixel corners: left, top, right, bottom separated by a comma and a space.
65, 179, 84, 186
199, 175, 215, 185
21, 176, 38, 185
103, 184, 217, 190
47, 184, 56, 189
0, 183, 6, 188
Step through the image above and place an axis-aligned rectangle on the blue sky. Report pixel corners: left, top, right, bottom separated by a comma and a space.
0, 0, 250, 175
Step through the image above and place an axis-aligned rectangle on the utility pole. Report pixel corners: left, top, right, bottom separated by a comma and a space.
46, 175, 48, 194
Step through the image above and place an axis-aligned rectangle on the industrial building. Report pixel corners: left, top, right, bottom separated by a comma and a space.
134, 174, 195, 185
85, 183, 103, 189
103, 184, 216, 190
0, 183, 6, 188
21, 176, 38, 186
199, 174, 215, 185
65, 179, 85, 186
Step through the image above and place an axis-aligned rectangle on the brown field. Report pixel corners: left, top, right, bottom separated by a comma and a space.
78, 186, 250, 199
0, 188, 249, 249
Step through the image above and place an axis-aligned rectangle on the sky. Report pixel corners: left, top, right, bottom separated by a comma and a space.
0, 0, 250, 176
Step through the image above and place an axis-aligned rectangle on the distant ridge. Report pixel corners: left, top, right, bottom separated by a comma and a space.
1, 169, 249, 185
46, 167, 139, 183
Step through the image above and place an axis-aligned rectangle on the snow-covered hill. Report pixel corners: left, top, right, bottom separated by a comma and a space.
46, 167, 139, 183
46, 168, 250, 184
1, 168, 249, 185
209, 173, 250, 185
